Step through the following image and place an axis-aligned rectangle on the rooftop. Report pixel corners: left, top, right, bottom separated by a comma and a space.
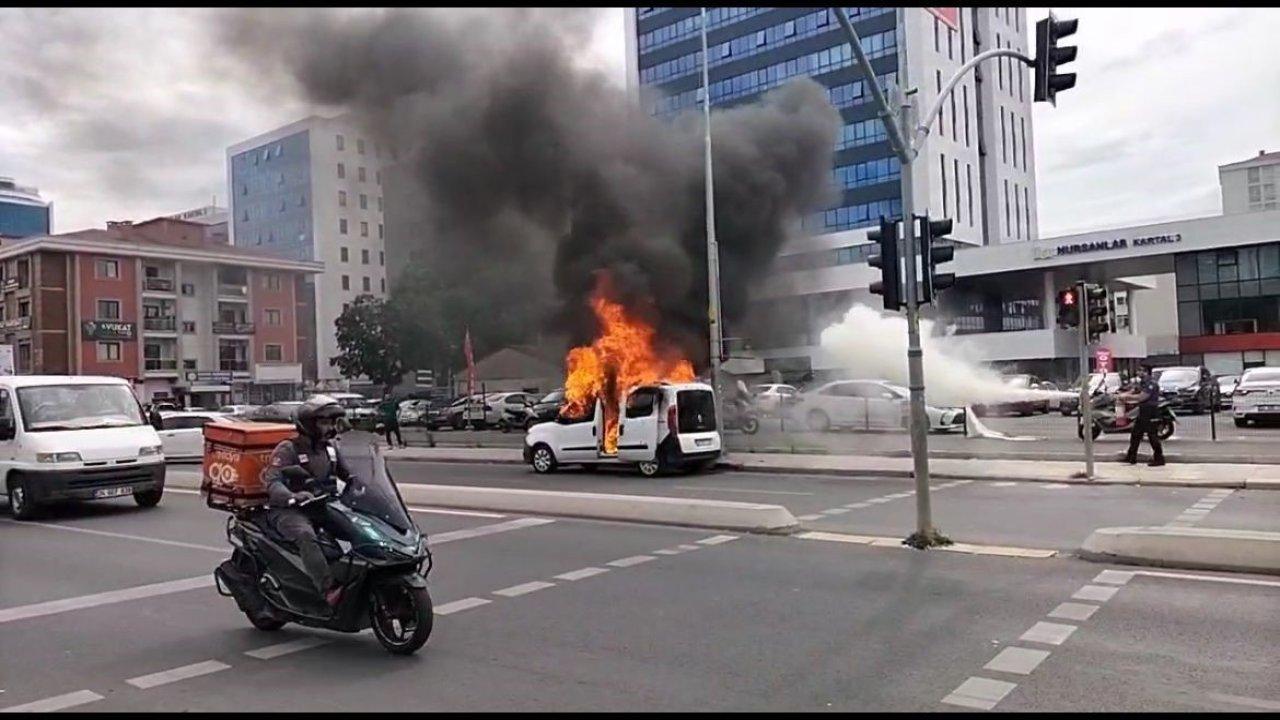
1219, 150, 1280, 171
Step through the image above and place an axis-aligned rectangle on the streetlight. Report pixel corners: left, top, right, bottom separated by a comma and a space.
699, 7, 727, 440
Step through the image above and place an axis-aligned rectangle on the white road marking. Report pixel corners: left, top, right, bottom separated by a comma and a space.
434, 597, 491, 615
864, 497, 892, 504
942, 677, 1018, 710
797, 514, 824, 521
431, 517, 555, 544
0, 519, 225, 553
0, 690, 105, 713
607, 555, 656, 567
1041, 483, 1070, 489
990, 481, 1017, 487
676, 544, 702, 551
1072, 585, 1119, 602
493, 581, 555, 598
1048, 602, 1099, 621
696, 535, 739, 545
1207, 489, 1234, 496
244, 637, 331, 660
1019, 621, 1077, 645
843, 502, 871, 509
1180, 508, 1210, 515
126, 660, 230, 689
0, 575, 211, 625
887, 492, 913, 499
653, 548, 683, 555
952, 480, 974, 485
821, 508, 850, 515
1205, 692, 1280, 711
672, 485, 813, 496
554, 567, 609, 581
1092, 570, 1134, 585
1133, 570, 1280, 588
984, 646, 1051, 675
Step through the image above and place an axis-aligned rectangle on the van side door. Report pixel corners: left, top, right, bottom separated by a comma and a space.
618, 387, 660, 462
0, 388, 16, 470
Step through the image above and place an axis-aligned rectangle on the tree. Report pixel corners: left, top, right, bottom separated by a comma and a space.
332, 294, 406, 390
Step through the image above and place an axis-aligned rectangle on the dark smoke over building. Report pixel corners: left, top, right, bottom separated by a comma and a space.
215, 8, 839, 368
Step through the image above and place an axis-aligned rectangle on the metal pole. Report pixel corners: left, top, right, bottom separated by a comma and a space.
1079, 281, 1095, 479
699, 6, 726, 442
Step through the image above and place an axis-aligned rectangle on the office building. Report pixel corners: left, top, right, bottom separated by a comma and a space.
0, 177, 52, 240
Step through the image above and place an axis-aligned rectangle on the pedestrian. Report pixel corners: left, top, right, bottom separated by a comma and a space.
379, 395, 405, 449
1119, 362, 1165, 467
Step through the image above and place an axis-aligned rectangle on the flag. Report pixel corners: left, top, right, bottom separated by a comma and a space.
463, 328, 476, 398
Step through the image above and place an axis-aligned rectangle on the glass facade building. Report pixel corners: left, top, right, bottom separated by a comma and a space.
228, 130, 315, 262
0, 178, 52, 238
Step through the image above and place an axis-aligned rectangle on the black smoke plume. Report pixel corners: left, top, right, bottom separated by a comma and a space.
215, 8, 839, 368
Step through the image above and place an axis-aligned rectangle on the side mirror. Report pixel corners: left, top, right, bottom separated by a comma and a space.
0, 417, 14, 441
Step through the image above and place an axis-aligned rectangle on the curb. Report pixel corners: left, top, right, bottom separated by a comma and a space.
1079, 526, 1280, 575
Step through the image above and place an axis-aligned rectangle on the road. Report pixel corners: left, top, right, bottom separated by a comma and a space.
400, 410, 1280, 463
1, 459, 1276, 712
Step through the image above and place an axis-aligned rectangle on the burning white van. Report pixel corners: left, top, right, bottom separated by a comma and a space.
524, 381, 721, 476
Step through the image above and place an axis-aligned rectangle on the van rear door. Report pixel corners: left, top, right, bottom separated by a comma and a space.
673, 389, 721, 455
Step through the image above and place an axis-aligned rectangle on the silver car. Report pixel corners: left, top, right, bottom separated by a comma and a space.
793, 379, 965, 433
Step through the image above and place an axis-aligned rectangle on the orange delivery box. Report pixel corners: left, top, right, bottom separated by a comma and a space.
201, 420, 296, 512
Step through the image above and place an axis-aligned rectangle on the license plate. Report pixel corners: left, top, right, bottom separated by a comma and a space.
94, 486, 134, 499
695, 438, 713, 447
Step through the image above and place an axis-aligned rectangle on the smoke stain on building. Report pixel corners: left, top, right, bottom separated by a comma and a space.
212, 7, 839, 370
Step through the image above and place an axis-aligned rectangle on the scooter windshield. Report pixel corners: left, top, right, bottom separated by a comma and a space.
340, 449, 415, 534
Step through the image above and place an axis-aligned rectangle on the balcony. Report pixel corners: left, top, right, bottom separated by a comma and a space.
218, 359, 250, 373
144, 358, 179, 372
212, 321, 255, 335
143, 316, 177, 332
217, 284, 249, 299
2, 278, 17, 292
0, 316, 30, 331
144, 277, 175, 292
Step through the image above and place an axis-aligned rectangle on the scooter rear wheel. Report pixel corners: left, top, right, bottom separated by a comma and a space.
370, 584, 433, 655
247, 612, 286, 631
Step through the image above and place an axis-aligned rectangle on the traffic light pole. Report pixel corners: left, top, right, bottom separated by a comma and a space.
1078, 281, 1095, 479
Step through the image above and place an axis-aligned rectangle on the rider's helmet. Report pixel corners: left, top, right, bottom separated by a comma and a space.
297, 395, 345, 440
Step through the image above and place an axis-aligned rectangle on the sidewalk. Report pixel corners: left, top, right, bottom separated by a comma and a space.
382, 446, 1280, 490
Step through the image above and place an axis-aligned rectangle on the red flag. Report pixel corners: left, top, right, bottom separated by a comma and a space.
463, 328, 476, 398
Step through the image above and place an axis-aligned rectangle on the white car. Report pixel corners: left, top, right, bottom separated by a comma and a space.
157, 410, 227, 461
217, 404, 259, 418
753, 383, 799, 415
794, 379, 965, 433
329, 393, 376, 426
1231, 367, 1280, 426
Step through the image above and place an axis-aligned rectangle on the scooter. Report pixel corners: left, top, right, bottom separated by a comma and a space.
213, 446, 434, 655
721, 396, 760, 435
1077, 391, 1176, 441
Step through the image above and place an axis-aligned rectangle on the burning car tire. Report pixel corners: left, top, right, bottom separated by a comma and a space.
530, 444, 557, 474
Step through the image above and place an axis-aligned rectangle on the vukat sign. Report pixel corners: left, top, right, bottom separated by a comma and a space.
926, 7, 960, 30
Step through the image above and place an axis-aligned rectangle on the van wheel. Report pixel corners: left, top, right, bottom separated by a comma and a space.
7, 476, 38, 521
637, 460, 662, 477
1234, 418, 1248, 428
134, 488, 163, 508
807, 409, 831, 432
530, 444, 557, 474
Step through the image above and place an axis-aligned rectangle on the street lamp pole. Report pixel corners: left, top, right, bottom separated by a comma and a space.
700, 6, 726, 438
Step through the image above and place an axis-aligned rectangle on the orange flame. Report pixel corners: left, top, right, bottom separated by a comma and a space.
562, 274, 695, 454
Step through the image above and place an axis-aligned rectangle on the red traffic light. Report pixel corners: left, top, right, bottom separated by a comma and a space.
1061, 290, 1076, 306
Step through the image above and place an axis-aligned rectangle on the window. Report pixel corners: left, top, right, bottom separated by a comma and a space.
97, 299, 120, 320
947, 24, 954, 60
339, 190, 347, 207
996, 34, 1004, 89
1014, 183, 1022, 239
182, 283, 195, 296
963, 85, 970, 146
341, 275, 350, 291
966, 164, 974, 226
950, 86, 957, 140
1021, 117, 1028, 170
298, 194, 307, 207
381, 278, 386, 293
935, 71, 943, 138
341, 247, 349, 262
934, 16, 940, 52
359, 193, 367, 210
940, 154, 949, 217
362, 277, 371, 292
358, 167, 366, 182
18, 300, 30, 318
97, 342, 121, 362
279, 198, 286, 212
265, 309, 282, 326
377, 196, 383, 212
339, 218, 348, 235
337, 162, 346, 179
378, 224, 384, 239
376, 170, 381, 186
1000, 108, 1007, 163
266, 274, 282, 291
1247, 167, 1260, 183
361, 249, 369, 265
356, 138, 365, 155
277, 172, 285, 186
360, 221, 369, 237
265, 344, 283, 362
1010, 113, 1017, 168
182, 321, 196, 333
1024, 186, 1031, 238
1003, 179, 1010, 235
379, 251, 385, 266
96, 259, 119, 279
336, 134, 345, 151
954, 158, 962, 226
183, 359, 197, 370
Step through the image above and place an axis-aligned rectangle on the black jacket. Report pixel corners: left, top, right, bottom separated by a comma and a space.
263, 434, 354, 508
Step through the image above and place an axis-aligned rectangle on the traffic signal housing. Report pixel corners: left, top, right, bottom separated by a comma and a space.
1056, 287, 1079, 329
867, 217, 902, 311
1085, 284, 1112, 341
1034, 13, 1079, 105
919, 215, 955, 304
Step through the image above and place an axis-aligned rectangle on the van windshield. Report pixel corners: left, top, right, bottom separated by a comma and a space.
17, 384, 145, 432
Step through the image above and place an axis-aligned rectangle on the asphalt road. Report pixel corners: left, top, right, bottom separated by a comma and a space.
2, 482, 1277, 712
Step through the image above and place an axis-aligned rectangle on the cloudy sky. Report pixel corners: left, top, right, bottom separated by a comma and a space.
1, 7, 1275, 237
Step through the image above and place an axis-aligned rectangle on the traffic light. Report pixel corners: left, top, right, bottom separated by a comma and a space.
919, 215, 956, 304
1034, 13, 1079, 105
867, 217, 902, 311
1055, 287, 1079, 329
1085, 284, 1112, 341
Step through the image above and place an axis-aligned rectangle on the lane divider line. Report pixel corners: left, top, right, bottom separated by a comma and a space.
983, 646, 1052, 675
1071, 585, 1119, 602
434, 597, 492, 615
1019, 621, 1078, 646
244, 637, 332, 660
166, 488, 508, 518
1047, 602, 1099, 621
0, 690, 105, 713
0, 575, 212, 625
493, 581, 555, 598
941, 677, 1018, 710
696, 535, 740, 545
607, 555, 656, 567
0, 519, 225, 553
554, 567, 609, 581
125, 660, 230, 689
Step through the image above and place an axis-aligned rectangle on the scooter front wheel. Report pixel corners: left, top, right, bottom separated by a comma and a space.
370, 584, 433, 655
1156, 421, 1175, 440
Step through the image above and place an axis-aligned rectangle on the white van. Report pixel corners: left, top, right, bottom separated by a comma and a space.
524, 381, 721, 477
0, 375, 166, 519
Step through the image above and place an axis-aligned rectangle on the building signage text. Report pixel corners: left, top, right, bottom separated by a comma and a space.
1049, 233, 1183, 259
81, 320, 135, 341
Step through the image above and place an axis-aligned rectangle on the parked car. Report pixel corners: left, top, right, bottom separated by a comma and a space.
528, 389, 567, 427
249, 401, 305, 423
397, 399, 429, 427
329, 392, 376, 429
1060, 373, 1123, 416
753, 383, 799, 416
487, 392, 536, 431
444, 393, 494, 430
217, 404, 259, 418
1153, 366, 1215, 414
972, 374, 1052, 416
793, 379, 965, 433
157, 410, 227, 461
1217, 374, 1240, 410
1231, 367, 1280, 426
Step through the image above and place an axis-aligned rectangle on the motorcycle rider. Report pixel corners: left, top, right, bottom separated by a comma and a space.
263, 395, 355, 607
1119, 363, 1166, 467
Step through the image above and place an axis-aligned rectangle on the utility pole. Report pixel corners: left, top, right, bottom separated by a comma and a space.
1078, 280, 1095, 479
699, 6, 726, 438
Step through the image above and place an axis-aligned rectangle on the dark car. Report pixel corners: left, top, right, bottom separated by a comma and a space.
972, 374, 1052, 416
1154, 366, 1215, 414
528, 388, 566, 428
